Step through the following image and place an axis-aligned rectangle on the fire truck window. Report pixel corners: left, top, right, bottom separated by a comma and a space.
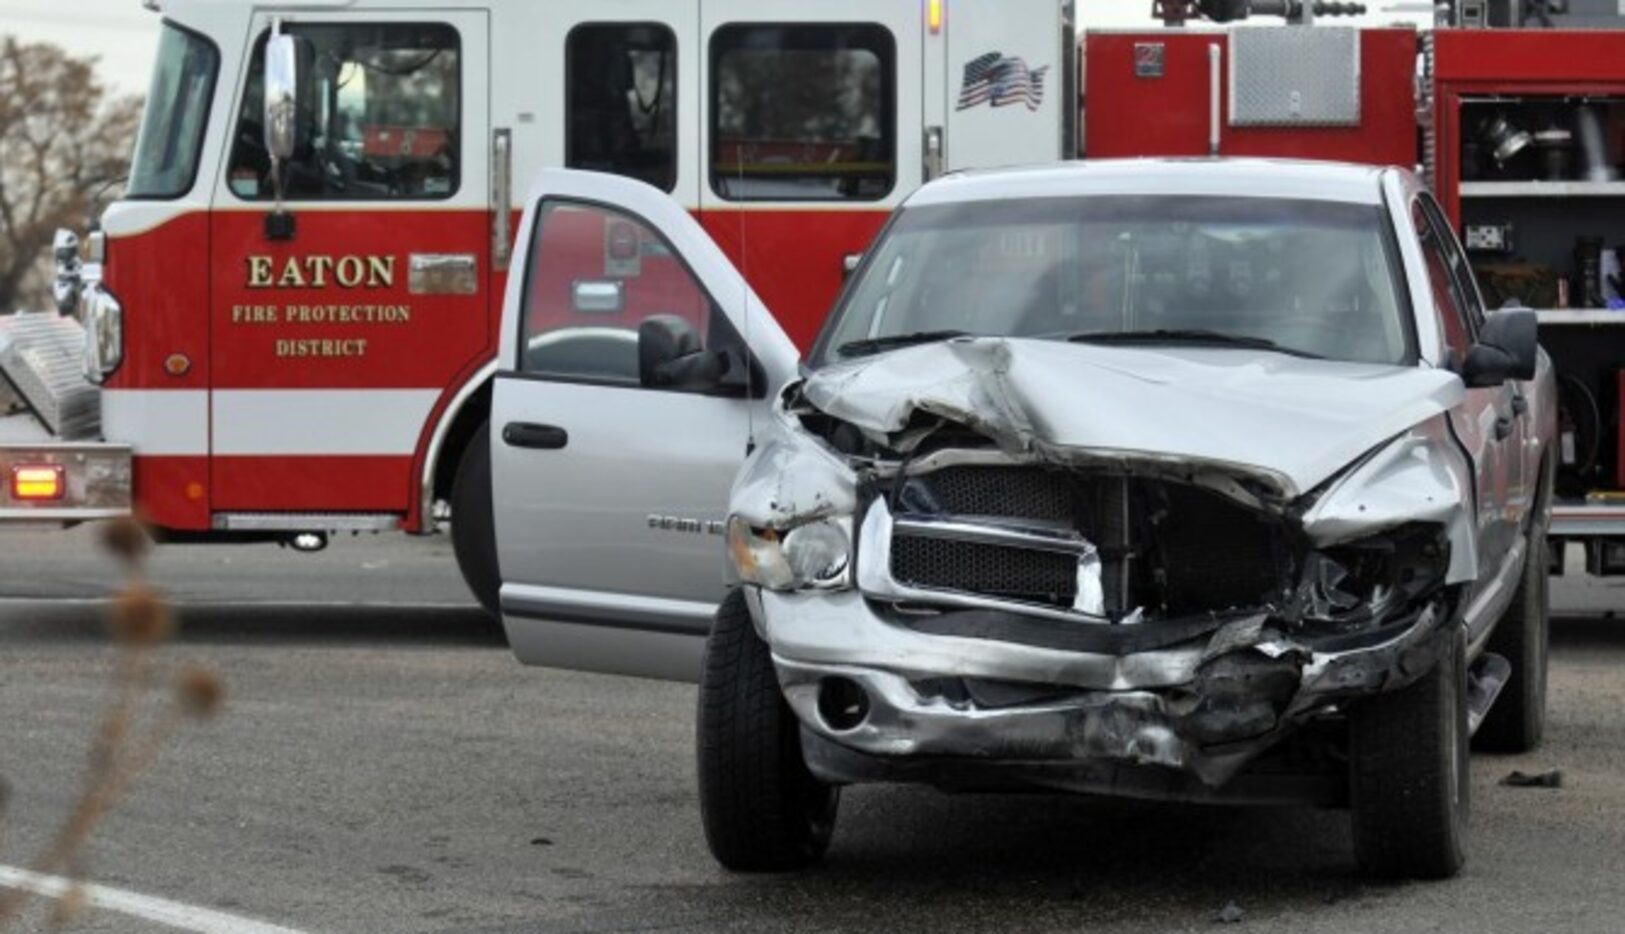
227, 23, 460, 201
710, 24, 895, 202
127, 23, 219, 199
566, 24, 678, 193
520, 200, 729, 390
1413, 201, 1474, 366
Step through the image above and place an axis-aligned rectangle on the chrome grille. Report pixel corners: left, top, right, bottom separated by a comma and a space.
899, 466, 1072, 522
890, 534, 1077, 608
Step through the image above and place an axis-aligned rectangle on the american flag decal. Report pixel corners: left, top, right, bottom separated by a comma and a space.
956, 52, 1051, 112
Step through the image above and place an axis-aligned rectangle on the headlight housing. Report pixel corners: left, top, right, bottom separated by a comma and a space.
81, 285, 123, 384
1296, 523, 1451, 634
728, 516, 851, 591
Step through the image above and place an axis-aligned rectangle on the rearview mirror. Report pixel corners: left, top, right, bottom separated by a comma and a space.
639, 315, 731, 393
1461, 308, 1538, 388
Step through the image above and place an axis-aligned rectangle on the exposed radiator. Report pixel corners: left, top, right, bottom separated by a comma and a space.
0, 312, 100, 439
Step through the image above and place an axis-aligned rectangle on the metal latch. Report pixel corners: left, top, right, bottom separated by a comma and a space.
924, 126, 944, 182
491, 128, 513, 272
409, 254, 478, 295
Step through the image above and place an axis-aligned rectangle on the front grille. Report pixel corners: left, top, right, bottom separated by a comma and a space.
891, 534, 1077, 608
898, 466, 1072, 523
881, 465, 1295, 620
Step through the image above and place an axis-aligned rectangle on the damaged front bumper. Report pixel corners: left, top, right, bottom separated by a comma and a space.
753, 585, 1452, 794
733, 371, 1478, 802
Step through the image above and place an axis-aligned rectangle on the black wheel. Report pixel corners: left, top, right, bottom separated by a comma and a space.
697, 589, 837, 872
1350, 625, 1469, 880
1474, 526, 1549, 753
450, 422, 501, 618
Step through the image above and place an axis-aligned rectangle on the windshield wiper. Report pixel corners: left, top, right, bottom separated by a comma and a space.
836, 329, 972, 359
1066, 328, 1325, 359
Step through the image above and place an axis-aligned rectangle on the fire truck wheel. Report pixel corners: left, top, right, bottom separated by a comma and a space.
451, 422, 501, 618
698, 588, 838, 872
1349, 624, 1469, 881
1474, 525, 1549, 753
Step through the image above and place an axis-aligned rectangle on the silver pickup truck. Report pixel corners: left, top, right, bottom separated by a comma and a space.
486, 160, 1554, 881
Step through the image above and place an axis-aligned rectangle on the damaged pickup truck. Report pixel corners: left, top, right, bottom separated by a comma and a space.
488, 161, 1553, 881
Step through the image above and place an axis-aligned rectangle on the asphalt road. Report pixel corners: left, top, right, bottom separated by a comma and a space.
0, 527, 1623, 933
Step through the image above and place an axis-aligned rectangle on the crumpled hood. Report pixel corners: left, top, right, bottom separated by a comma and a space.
801, 338, 1464, 499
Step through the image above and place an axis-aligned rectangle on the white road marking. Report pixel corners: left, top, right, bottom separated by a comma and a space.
0, 865, 307, 934
0, 597, 476, 610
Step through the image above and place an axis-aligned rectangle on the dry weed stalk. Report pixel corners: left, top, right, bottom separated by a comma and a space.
0, 517, 225, 928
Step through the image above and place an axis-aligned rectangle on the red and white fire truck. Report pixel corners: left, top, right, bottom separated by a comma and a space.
0, 0, 1078, 610
5, 0, 1625, 608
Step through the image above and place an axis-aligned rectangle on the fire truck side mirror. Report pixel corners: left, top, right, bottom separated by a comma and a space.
264, 29, 302, 166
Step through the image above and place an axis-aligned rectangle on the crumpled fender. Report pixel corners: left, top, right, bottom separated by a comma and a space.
1299, 414, 1478, 584
729, 403, 859, 530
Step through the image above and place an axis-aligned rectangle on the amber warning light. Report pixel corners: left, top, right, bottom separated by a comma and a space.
11, 465, 65, 501
928, 0, 944, 34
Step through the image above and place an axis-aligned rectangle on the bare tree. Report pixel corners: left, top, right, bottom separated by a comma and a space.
0, 37, 142, 313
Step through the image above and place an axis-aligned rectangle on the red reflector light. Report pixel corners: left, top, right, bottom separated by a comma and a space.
11, 465, 65, 501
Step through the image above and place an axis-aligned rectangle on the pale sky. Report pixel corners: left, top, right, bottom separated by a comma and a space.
0, 0, 1432, 94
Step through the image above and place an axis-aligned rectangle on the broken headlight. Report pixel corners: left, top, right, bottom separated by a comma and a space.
728, 516, 851, 591
1293, 523, 1450, 633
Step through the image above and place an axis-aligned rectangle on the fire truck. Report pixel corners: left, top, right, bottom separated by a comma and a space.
0, 0, 1078, 611
5, 0, 1625, 608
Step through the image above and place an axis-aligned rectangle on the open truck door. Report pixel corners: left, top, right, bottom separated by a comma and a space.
491, 169, 797, 682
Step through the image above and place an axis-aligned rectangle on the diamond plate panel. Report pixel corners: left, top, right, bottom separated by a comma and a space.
1229, 27, 1361, 128
0, 312, 100, 439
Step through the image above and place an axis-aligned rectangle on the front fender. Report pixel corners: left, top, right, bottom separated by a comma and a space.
728, 400, 859, 532
1299, 415, 1478, 585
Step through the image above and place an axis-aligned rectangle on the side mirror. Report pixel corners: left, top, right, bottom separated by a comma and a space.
1461, 307, 1539, 388
262, 22, 311, 240
263, 26, 303, 165
639, 315, 730, 393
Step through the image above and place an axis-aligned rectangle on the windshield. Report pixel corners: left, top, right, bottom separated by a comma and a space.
814, 195, 1413, 368
127, 23, 219, 199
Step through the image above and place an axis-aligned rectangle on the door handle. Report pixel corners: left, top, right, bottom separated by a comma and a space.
502, 422, 568, 450
1495, 416, 1514, 441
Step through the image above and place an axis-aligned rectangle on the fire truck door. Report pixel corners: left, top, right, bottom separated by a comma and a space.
207, 11, 491, 516
696, 1, 923, 351
491, 170, 797, 683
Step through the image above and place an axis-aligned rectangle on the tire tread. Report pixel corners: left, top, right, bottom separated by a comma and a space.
1350, 627, 1468, 880
698, 590, 834, 871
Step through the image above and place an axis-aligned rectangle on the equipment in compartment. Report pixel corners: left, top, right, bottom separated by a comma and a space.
1617, 369, 1625, 489
1575, 237, 1608, 308
1475, 261, 1559, 307
1464, 223, 1516, 252
1460, 98, 1623, 183
1460, 96, 1625, 309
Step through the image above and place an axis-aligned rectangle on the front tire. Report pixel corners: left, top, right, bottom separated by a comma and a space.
1474, 526, 1549, 753
450, 422, 501, 618
697, 589, 837, 872
1350, 625, 1470, 880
